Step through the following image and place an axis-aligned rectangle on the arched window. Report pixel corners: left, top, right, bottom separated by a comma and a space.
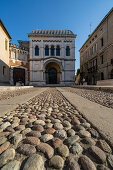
56, 45, 60, 56
45, 45, 49, 56
51, 45, 54, 56
35, 46, 39, 56
66, 46, 70, 56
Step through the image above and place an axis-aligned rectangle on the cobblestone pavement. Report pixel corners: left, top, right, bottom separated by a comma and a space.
0, 88, 38, 101
64, 87, 113, 109
0, 88, 113, 170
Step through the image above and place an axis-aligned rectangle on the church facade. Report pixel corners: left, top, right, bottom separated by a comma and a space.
28, 29, 76, 86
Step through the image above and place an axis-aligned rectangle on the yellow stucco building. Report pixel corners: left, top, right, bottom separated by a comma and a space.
0, 19, 11, 85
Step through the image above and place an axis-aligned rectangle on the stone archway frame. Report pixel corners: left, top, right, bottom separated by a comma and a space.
43, 58, 63, 84
10, 65, 28, 85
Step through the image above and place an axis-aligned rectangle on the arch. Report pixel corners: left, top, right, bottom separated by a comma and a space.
43, 58, 63, 71
45, 45, 49, 56
35, 46, 39, 56
45, 62, 61, 84
51, 45, 54, 56
66, 46, 70, 56
56, 45, 60, 56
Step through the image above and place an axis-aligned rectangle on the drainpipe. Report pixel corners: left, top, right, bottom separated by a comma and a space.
32, 40, 33, 85
106, 17, 109, 78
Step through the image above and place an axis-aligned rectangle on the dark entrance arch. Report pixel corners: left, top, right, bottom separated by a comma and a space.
48, 68, 57, 84
45, 62, 61, 84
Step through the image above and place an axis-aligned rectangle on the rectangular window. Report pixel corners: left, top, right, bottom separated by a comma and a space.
100, 55, 103, 64
100, 38, 104, 47
5, 39, 8, 50
18, 51, 20, 60
3, 66, 7, 76
13, 51, 16, 59
94, 44, 97, 53
96, 43, 98, 51
90, 48, 92, 56
93, 46, 95, 54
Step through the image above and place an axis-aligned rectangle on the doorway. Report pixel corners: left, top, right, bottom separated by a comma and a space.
48, 68, 57, 84
13, 68, 25, 85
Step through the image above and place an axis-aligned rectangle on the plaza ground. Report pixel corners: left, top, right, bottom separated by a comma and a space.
0, 87, 113, 169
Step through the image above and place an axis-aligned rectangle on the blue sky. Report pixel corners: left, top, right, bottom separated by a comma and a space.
0, 0, 113, 73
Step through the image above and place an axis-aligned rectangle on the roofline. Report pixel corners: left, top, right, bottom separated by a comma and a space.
27, 33, 77, 38
0, 18, 11, 39
79, 7, 113, 52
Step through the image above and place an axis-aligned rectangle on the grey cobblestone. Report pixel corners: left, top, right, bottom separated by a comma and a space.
0, 88, 112, 169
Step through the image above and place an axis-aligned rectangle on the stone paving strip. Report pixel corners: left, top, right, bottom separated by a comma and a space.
0, 87, 37, 101
0, 88, 112, 169
65, 87, 113, 109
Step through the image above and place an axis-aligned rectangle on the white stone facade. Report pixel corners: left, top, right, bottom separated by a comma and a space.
28, 29, 76, 86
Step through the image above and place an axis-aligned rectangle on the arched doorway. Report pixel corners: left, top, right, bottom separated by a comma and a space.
45, 62, 61, 84
48, 68, 57, 84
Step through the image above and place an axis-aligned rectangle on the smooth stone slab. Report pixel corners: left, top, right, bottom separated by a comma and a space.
36, 143, 54, 159
79, 130, 91, 138
0, 122, 11, 130
67, 129, 75, 137
81, 137, 96, 146
23, 154, 45, 170
88, 146, 106, 163
41, 134, 53, 142
49, 155, 64, 169
97, 140, 112, 153
22, 128, 31, 135
107, 154, 113, 168
0, 148, 15, 167
45, 128, 56, 134
71, 143, 83, 155
55, 130, 67, 140
32, 125, 44, 132
12, 134, 22, 146
80, 155, 96, 170
57, 144, 69, 157
0, 137, 7, 145
24, 137, 40, 145
27, 131, 41, 138
52, 138, 63, 148
97, 165, 110, 170
65, 135, 80, 145
66, 156, 80, 170
54, 123, 63, 130
34, 120, 45, 126
90, 128, 99, 138
1, 160, 20, 170
0, 142, 10, 154
17, 144, 36, 156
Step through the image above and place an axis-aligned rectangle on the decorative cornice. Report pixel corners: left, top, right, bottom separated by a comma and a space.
29, 57, 75, 62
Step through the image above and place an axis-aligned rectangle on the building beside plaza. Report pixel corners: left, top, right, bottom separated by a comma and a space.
9, 42, 29, 85
0, 19, 11, 85
79, 8, 113, 85
28, 29, 76, 86
0, 18, 76, 86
